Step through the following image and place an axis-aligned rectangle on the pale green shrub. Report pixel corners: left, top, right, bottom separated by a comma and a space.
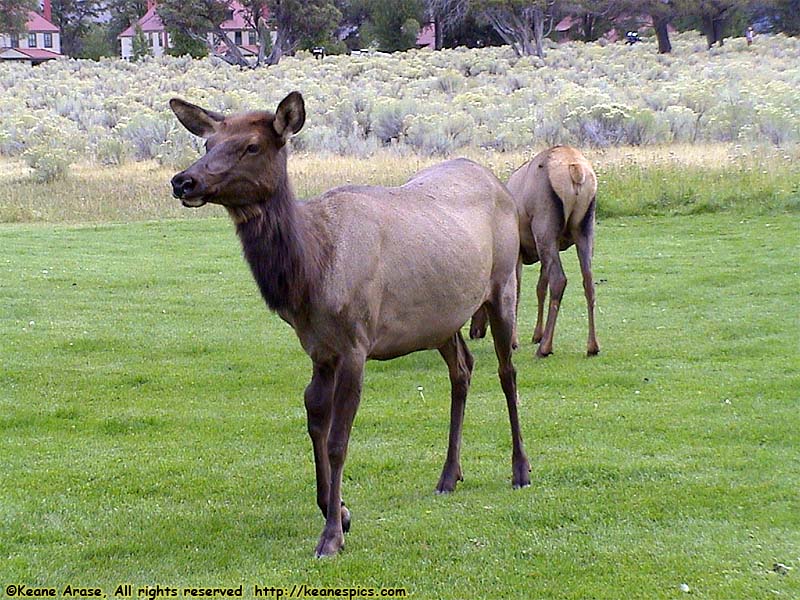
23, 146, 75, 182
565, 104, 633, 147
2, 31, 800, 160
434, 70, 465, 94
117, 114, 174, 160
371, 99, 417, 144
663, 106, 699, 143
406, 113, 474, 155
95, 137, 130, 166
154, 136, 201, 168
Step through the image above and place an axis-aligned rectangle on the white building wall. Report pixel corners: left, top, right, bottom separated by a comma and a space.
150, 31, 165, 57
120, 36, 132, 59
0, 31, 61, 54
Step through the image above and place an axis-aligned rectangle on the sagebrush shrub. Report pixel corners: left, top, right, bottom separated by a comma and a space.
23, 146, 75, 182
1, 32, 799, 159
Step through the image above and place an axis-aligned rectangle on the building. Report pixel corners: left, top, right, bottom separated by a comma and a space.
416, 23, 436, 49
0, 0, 62, 65
118, 0, 262, 60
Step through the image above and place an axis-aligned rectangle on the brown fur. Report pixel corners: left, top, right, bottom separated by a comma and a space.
169, 93, 531, 558
471, 145, 599, 357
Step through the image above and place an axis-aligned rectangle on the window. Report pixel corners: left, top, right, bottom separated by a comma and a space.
10, 33, 19, 48
224, 9, 233, 20
234, 31, 242, 46
29, 33, 37, 47
248, 31, 257, 46
44, 33, 53, 48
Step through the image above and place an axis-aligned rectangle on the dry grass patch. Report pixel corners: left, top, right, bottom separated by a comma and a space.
1, 143, 797, 224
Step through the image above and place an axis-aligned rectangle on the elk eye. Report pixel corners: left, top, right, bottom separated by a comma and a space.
246, 144, 260, 154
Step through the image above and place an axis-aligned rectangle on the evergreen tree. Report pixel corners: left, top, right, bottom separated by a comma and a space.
362, 0, 425, 51
131, 22, 151, 61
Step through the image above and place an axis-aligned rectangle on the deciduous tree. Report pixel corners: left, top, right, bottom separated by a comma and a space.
772, 0, 800, 34
475, 0, 558, 59
105, 0, 148, 42
50, 0, 104, 56
424, 0, 469, 49
157, 0, 249, 66
261, 0, 342, 64
0, 0, 37, 36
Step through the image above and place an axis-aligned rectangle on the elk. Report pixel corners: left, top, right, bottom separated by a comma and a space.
471, 146, 599, 357
168, 92, 531, 557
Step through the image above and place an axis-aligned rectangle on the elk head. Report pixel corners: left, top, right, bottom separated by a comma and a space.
169, 92, 306, 208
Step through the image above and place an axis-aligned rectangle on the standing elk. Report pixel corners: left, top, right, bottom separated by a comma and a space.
471, 146, 599, 357
168, 92, 531, 557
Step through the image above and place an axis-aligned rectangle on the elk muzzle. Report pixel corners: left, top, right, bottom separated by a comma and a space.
171, 171, 206, 207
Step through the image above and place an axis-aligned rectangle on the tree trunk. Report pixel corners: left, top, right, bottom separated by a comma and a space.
267, 25, 288, 65
434, 15, 443, 50
213, 28, 249, 66
713, 18, 725, 47
653, 15, 672, 54
582, 14, 595, 42
532, 7, 545, 59
256, 16, 270, 66
703, 15, 725, 48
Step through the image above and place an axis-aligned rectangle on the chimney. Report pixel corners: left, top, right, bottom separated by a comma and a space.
41, 0, 52, 21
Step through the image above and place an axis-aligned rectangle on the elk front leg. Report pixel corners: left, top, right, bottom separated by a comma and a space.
304, 362, 339, 524
315, 354, 365, 558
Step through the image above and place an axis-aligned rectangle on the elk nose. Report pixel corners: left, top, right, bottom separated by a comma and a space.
171, 172, 196, 198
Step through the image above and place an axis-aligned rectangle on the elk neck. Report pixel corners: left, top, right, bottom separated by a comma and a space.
229, 176, 326, 317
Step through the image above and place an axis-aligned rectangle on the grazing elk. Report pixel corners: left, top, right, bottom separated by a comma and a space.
471, 146, 599, 357
168, 92, 531, 557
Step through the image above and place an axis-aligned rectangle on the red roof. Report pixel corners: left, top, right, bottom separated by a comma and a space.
416, 23, 435, 48
119, 5, 163, 37
0, 47, 61, 60
555, 16, 577, 32
26, 10, 59, 33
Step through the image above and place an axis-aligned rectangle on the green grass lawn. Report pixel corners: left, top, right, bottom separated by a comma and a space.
1, 213, 798, 599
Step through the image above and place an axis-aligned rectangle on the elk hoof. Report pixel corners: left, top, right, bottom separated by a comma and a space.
314, 530, 345, 558
341, 503, 351, 534
587, 344, 600, 357
435, 465, 463, 494
535, 348, 552, 358
512, 460, 532, 490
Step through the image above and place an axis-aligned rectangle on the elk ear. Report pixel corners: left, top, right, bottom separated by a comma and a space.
273, 92, 305, 141
169, 98, 224, 138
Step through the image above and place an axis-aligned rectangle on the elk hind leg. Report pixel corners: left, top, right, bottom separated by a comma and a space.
436, 331, 474, 494
536, 246, 566, 357
575, 200, 599, 356
532, 263, 548, 345
487, 279, 531, 489
469, 305, 489, 340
